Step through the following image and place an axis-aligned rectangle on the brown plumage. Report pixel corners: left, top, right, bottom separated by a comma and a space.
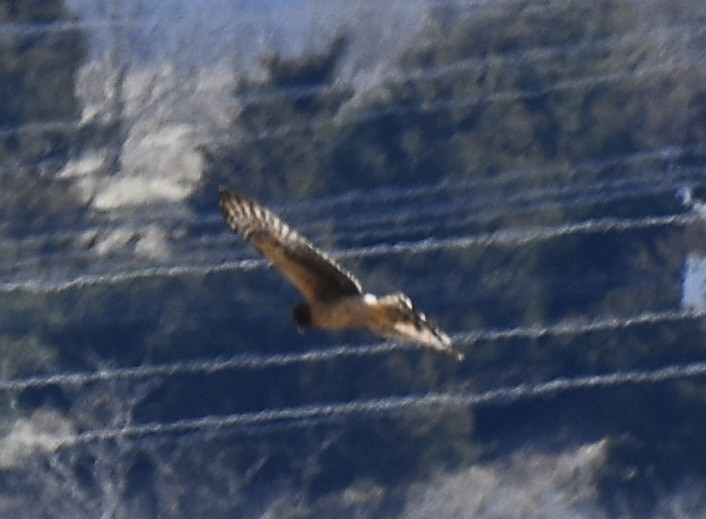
219, 187, 463, 361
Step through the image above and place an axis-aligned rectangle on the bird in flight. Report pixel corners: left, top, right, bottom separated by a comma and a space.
219, 188, 463, 361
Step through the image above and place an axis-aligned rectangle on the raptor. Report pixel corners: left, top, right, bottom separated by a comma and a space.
219, 188, 463, 361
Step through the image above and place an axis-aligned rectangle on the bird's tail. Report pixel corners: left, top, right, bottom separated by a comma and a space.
377, 292, 464, 361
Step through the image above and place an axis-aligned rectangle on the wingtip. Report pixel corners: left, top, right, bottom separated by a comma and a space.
440, 344, 464, 362
426, 346, 466, 362
428, 334, 464, 361
436, 331, 463, 361
219, 187, 245, 210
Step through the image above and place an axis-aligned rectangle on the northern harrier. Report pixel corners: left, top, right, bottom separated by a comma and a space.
219, 187, 463, 361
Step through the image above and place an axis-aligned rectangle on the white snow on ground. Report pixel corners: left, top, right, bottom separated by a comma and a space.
60, 0, 438, 212
0, 410, 74, 468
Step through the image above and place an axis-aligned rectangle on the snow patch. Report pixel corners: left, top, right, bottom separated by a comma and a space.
134, 225, 171, 260
58, 150, 108, 205
0, 410, 74, 467
401, 440, 609, 519
60, 0, 439, 213
682, 254, 706, 310
92, 124, 202, 209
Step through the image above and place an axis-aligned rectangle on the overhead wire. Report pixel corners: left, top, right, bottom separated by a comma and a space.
5, 147, 705, 273
0, 0, 509, 39
325, 176, 706, 243
2, 0, 706, 454
51, 357, 706, 447
1, 306, 704, 393
338, 211, 705, 259
202, 54, 706, 147
310, 167, 705, 234
5, 160, 704, 275
1, 209, 703, 294
0, 0, 682, 41
1, 17, 704, 147
6, 141, 705, 254
1, 13, 704, 276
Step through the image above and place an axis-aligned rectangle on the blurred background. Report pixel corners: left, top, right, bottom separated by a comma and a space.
2, 0, 706, 516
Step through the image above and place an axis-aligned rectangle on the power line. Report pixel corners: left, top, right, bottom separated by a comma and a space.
338, 211, 705, 259
2, 22, 704, 147
454, 307, 706, 345
0, 19, 144, 39
7, 142, 704, 253
1, 307, 703, 393
54, 357, 706, 447
6, 161, 703, 274
326, 176, 706, 243
0, 0, 668, 41
203, 58, 705, 146
320, 167, 704, 235
2, 210, 702, 294
0, 342, 405, 392
276, 143, 706, 214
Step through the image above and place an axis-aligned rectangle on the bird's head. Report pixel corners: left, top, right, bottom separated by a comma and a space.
292, 302, 312, 331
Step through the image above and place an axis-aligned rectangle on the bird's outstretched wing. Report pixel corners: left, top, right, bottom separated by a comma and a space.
219, 187, 362, 301
374, 293, 463, 361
